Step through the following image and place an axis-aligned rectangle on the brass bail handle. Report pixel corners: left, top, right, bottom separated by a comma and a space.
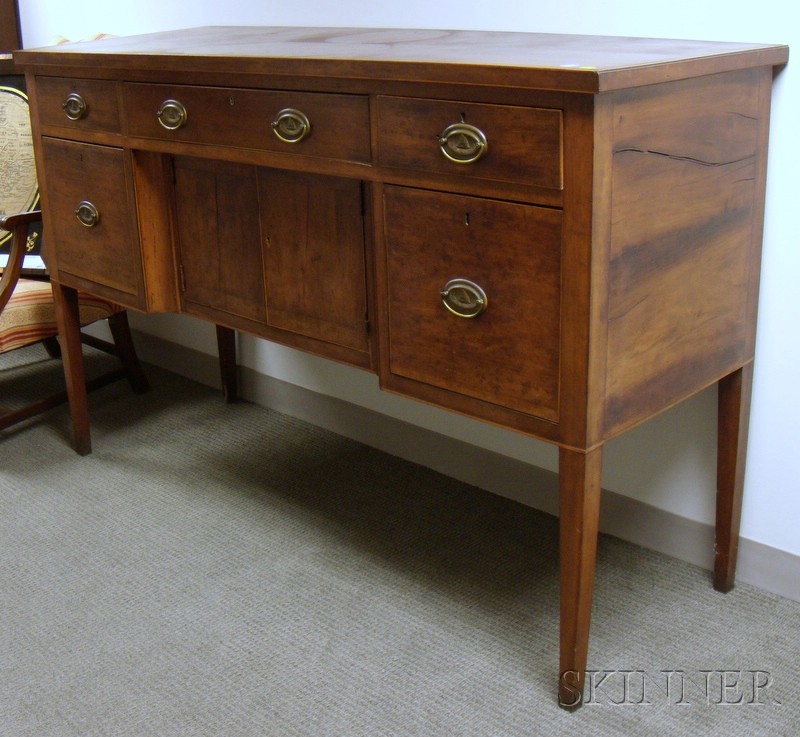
438, 122, 488, 164
156, 99, 188, 130
271, 108, 311, 143
441, 278, 488, 318
62, 92, 88, 121
74, 201, 100, 228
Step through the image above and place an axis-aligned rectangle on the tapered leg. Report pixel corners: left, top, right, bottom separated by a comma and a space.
52, 282, 91, 455
714, 363, 754, 592
108, 311, 149, 394
558, 445, 603, 710
216, 325, 238, 402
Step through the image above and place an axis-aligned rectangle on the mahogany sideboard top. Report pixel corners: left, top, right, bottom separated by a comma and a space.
14, 27, 788, 708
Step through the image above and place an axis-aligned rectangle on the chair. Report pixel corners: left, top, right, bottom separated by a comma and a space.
1, 82, 149, 454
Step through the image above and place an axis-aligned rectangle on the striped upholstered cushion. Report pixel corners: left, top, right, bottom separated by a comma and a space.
0, 279, 122, 354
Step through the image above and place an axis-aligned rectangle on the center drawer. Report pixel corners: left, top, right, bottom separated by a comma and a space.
122, 83, 371, 163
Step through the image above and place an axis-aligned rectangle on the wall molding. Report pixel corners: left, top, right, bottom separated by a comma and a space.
132, 330, 800, 603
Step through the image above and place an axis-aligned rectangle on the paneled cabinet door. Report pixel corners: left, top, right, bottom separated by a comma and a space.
173, 156, 267, 325
173, 159, 369, 359
258, 168, 369, 355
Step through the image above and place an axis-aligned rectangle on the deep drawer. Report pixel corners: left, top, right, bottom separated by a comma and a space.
123, 83, 371, 163
377, 97, 563, 190
384, 186, 562, 421
40, 138, 143, 304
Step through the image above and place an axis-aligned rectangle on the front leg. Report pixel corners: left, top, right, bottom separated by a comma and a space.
52, 281, 91, 455
558, 445, 603, 709
714, 363, 754, 592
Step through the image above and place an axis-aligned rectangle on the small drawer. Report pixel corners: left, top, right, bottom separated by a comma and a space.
384, 186, 562, 421
123, 83, 371, 163
35, 77, 121, 133
40, 137, 143, 304
377, 97, 563, 190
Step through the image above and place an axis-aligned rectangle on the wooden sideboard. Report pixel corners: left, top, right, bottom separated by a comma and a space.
14, 27, 788, 708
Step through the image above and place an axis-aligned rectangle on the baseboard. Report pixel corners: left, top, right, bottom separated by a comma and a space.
131, 330, 800, 602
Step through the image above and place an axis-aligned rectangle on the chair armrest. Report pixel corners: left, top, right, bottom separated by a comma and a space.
0, 210, 43, 312
0, 210, 43, 230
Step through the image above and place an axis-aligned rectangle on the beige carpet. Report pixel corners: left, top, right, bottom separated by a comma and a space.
1, 344, 798, 736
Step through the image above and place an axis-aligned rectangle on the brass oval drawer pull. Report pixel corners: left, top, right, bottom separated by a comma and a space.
438, 123, 488, 164
156, 99, 188, 130
74, 201, 100, 228
271, 108, 311, 143
62, 92, 88, 121
441, 278, 488, 318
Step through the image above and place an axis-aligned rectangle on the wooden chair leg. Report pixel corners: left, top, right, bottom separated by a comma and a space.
52, 282, 91, 455
216, 324, 238, 402
107, 311, 149, 394
714, 363, 754, 592
43, 336, 61, 358
558, 445, 603, 710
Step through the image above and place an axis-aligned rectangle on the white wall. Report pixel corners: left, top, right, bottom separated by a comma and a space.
16, 1, 800, 557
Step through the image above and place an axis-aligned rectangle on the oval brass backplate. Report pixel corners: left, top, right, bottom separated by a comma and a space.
438, 123, 488, 164
441, 278, 488, 318
271, 108, 311, 143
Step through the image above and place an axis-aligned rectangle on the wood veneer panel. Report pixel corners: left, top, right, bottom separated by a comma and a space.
377, 96, 563, 190
259, 168, 369, 353
385, 186, 562, 422
16, 27, 788, 93
40, 138, 144, 305
131, 150, 179, 312
173, 157, 266, 323
35, 77, 121, 134
124, 83, 370, 163
602, 69, 771, 436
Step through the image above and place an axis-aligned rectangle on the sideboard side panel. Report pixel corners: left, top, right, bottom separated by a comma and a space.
602, 67, 773, 438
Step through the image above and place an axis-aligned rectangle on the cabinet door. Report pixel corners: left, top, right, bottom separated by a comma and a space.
173, 160, 370, 361
384, 186, 562, 422
40, 137, 144, 307
173, 157, 266, 325
258, 168, 369, 354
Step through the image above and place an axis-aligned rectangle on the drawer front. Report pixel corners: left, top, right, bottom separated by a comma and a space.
377, 97, 563, 190
385, 186, 562, 421
40, 138, 143, 304
123, 83, 371, 163
35, 77, 121, 133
